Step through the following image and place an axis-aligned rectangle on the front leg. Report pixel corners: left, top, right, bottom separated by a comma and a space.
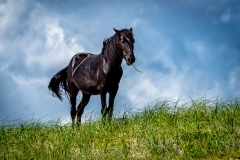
107, 85, 119, 120
100, 90, 107, 121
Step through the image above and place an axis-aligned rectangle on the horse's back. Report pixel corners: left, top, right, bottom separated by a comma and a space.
67, 52, 94, 83
70, 53, 95, 71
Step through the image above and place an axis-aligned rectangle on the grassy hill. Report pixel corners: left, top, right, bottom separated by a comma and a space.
1, 97, 240, 159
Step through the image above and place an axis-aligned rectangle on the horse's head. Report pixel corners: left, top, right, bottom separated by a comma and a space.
114, 28, 135, 65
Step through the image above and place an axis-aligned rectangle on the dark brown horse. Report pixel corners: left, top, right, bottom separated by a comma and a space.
48, 28, 135, 125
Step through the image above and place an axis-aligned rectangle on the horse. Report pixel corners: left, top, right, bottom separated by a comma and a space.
48, 28, 135, 125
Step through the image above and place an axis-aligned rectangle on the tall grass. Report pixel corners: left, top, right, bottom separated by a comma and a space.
1, 97, 240, 159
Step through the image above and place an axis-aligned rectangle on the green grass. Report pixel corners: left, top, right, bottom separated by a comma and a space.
1, 97, 240, 159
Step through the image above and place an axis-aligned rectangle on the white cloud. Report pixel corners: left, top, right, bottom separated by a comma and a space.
0, 1, 85, 73
0, 1, 9, 27
25, 16, 84, 71
127, 76, 160, 102
0, 2, 85, 72
229, 67, 240, 96
131, 18, 142, 28
9, 71, 48, 87
154, 41, 176, 71
45, 19, 65, 47
122, 66, 227, 110
0, 0, 24, 32
0, 42, 5, 56
221, 9, 231, 23
207, 5, 240, 24
122, 68, 187, 108
185, 40, 208, 62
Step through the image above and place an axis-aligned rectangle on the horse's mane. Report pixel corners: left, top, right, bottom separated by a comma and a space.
101, 35, 118, 54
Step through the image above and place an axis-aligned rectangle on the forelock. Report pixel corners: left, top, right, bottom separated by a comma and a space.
121, 29, 135, 44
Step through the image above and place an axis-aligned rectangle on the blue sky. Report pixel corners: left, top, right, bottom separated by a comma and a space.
0, 0, 239, 123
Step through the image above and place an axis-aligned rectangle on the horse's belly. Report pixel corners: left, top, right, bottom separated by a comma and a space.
74, 78, 101, 95
83, 86, 100, 95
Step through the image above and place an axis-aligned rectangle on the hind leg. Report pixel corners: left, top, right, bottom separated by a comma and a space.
76, 92, 91, 125
69, 83, 79, 125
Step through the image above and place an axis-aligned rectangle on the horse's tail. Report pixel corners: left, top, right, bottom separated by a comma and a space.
48, 66, 69, 101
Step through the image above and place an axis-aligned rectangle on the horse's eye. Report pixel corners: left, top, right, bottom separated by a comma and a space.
122, 38, 129, 43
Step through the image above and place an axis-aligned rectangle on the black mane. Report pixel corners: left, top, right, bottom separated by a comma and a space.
101, 34, 119, 54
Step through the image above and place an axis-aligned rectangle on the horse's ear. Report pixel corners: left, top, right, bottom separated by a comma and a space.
130, 27, 132, 32
113, 28, 121, 35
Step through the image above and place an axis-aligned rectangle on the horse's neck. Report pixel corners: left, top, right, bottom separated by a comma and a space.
101, 36, 123, 70
103, 51, 123, 68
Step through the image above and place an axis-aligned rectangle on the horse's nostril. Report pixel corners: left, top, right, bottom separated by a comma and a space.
132, 57, 135, 62
127, 57, 135, 64
131, 57, 135, 62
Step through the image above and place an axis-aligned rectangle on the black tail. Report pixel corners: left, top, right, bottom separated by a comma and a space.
48, 66, 69, 101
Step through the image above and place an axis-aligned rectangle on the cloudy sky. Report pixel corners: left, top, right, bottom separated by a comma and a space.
0, 0, 239, 123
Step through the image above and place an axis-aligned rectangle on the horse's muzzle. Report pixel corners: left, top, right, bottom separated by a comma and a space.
126, 56, 135, 65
